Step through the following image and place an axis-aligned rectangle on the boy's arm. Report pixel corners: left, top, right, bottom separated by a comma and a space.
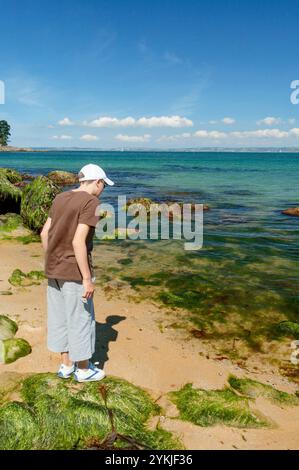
40, 217, 52, 252
72, 223, 95, 299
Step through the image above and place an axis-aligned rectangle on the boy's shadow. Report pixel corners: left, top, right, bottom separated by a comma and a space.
92, 315, 126, 369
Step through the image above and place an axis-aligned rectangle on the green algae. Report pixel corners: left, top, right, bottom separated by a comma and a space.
228, 376, 299, 405
8, 268, 45, 287
15, 233, 40, 244
0, 315, 18, 340
0, 168, 23, 184
0, 213, 22, 232
274, 321, 299, 340
0, 373, 183, 450
20, 176, 60, 232
168, 383, 269, 428
0, 338, 31, 364
0, 170, 22, 213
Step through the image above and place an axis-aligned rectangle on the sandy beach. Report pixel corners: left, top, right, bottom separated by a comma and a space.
0, 238, 298, 450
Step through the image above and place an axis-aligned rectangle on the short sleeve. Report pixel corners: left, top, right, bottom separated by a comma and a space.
48, 195, 58, 218
78, 198, 100, 227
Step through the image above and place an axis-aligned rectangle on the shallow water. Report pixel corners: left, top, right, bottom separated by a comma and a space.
1, 150, 299, 358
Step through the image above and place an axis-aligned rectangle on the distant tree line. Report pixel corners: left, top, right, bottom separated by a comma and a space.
0, 120, 11, 146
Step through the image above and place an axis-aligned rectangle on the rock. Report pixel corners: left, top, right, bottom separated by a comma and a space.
0, 315, 18, 340
282, 207, 299, 217
0, 338, 31, 364
20, 176, 60, 232
47, 170, 78, 185
124, 198, 154, 213
102, 228, 139, 240
0, 168, 23, 184
124, 198, 209, 218
8, 269, 45, 287
0, 169, 22, 213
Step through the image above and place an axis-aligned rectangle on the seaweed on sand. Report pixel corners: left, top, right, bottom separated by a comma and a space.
228, 375, 299, 405
0, 373, 183, 450
168, 383, 269, 428
8, 268, 45, 287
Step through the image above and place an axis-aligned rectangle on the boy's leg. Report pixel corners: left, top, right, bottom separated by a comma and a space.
47, 278, 70, 358
61, 280, 96, 367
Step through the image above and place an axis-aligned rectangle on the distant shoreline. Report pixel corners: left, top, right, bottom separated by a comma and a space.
0, 146, 49, 153
2, 145, 299, 153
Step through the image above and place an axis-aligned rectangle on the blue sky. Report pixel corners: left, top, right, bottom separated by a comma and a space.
1, 0, 299, 148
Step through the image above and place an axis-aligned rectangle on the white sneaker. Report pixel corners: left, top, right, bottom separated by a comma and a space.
74, 362, 105, 382
57, 363, 75, 379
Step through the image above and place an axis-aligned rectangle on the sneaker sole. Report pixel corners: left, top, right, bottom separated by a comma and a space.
57, 372, 74, 379
74, 373, 106, 383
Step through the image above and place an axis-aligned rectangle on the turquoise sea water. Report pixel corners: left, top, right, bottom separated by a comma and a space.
1, 150, 298, 358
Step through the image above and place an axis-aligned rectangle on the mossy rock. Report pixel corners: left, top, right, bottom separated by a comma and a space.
0, 170, 22, 214
0, 213, 23, 232
168, 383, 269, 428
0, 315, 18, 340
20, 176, 60, 232
0, 373, 183, 450
228, 376, 299, 405
0, 338, 31, 364
8, 268, 45, 287
47, 170, 78, 185
0, 168, 23, 184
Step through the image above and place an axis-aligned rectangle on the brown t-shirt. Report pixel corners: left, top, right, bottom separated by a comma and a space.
45, 190, 100, 281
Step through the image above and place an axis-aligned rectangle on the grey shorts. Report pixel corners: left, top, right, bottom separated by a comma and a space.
47, 278, 95, 362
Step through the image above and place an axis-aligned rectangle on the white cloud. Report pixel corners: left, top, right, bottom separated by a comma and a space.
288, 118, 296, 125
115, 134, 151, 143
52, 135, 72, 140
85, 115, 193, 128
194, 130, 227, 139
222, 117, 235, 124
257, 116, 281, 126
230, 129, 288, 138
58, 117, 74, 126
80, 134, 99, 141
158, 133, 192, 142
289, 127, 299, 136
137, 115, 193, 128
158, 126, 299, 144
86, 116, 135, 127
48, 125, 54, 129
208, 120, 218, 124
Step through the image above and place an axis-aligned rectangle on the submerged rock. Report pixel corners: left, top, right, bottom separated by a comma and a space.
20, 176, 60, 232
47, 170, 78, 185
124, 198, 209, 218
0, 315, 18, 340
0, 338, 31, 364
0, 169, 22, 214
282, 207, 299, 217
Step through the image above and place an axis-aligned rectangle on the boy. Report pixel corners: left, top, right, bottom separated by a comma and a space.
41, 163, 114, 382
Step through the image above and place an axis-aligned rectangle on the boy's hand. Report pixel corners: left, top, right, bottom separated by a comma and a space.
82, 278, 95, 300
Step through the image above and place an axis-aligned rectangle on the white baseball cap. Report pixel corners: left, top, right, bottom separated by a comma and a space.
78, 163, 114, 186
